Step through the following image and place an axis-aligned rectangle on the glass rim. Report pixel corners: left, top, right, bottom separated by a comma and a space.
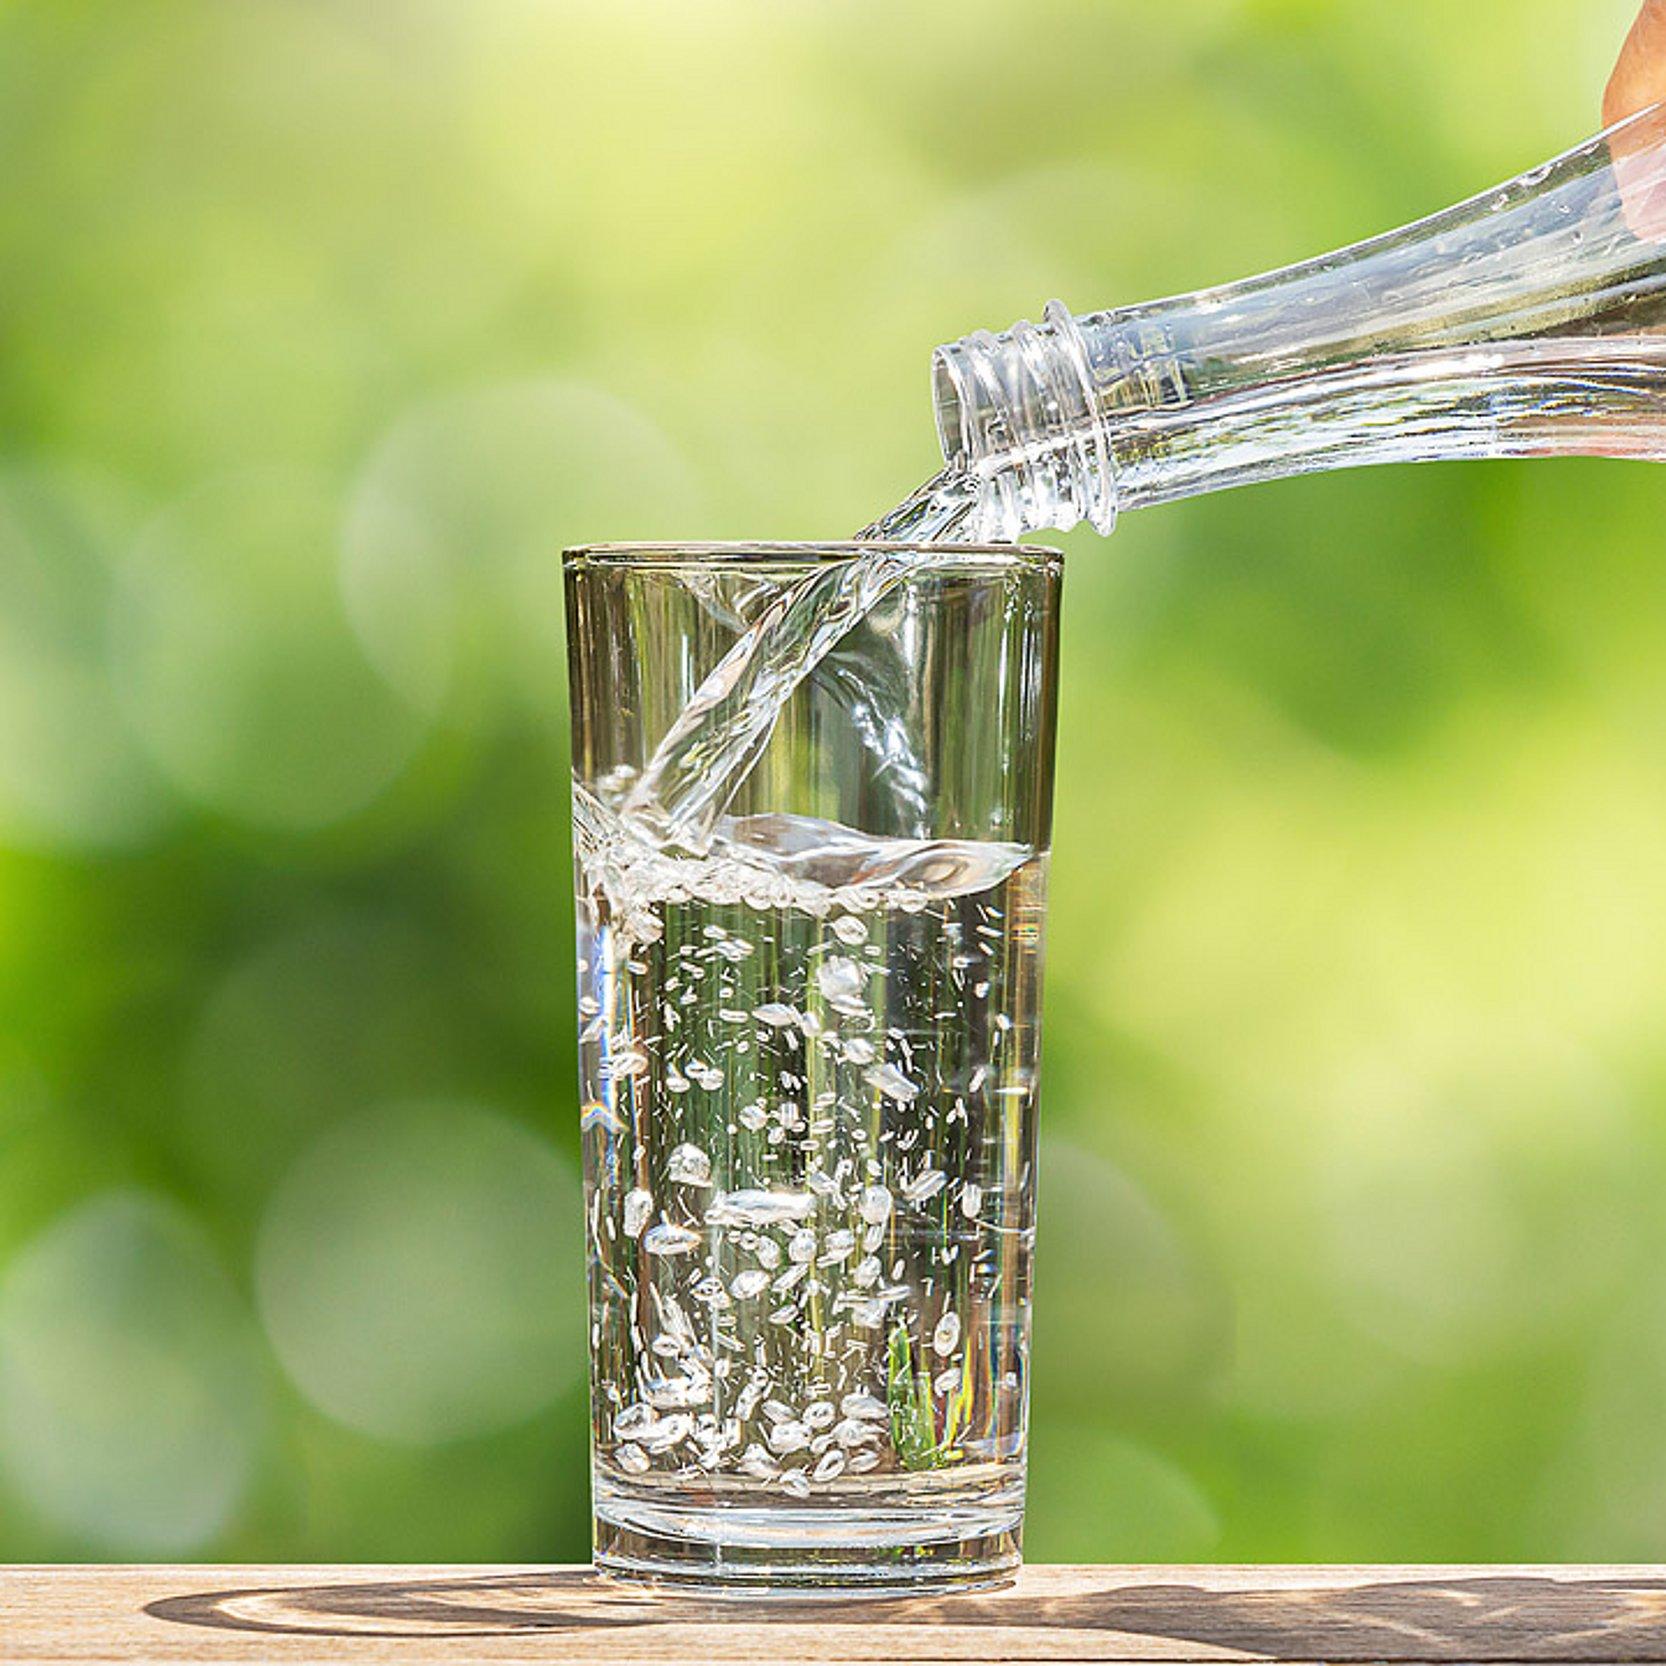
563, 540, 1063, 569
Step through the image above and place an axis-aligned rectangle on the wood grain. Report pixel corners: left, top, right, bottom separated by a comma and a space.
7, 1564, 1666, 1665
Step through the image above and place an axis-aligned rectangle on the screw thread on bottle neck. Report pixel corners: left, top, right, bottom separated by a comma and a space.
932, 301, 1119, 540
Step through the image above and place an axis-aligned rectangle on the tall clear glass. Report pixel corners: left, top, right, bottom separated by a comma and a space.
564, 541, 1061, 1593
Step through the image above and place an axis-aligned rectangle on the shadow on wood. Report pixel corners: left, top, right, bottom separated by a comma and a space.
144, 1567, 1666, 1660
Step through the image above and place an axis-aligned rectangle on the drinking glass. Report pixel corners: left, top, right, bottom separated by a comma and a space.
564, 541, 1061, 1593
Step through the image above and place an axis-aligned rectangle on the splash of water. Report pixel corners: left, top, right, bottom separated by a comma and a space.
622, 468, 991, 852
854, 466, 986, 543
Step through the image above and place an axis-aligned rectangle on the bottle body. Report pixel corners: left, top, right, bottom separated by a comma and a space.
933, 102, 1666, 540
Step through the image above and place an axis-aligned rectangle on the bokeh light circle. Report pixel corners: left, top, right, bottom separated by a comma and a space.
255, 1101, 582, 1444
182, 911, 464, 1205
1032, 1139, 1228, 1413
1025, 1427, 1220, 1563
109, 468, 430, 831
1317, 1042, 1631, 1364
0, 463, 173, 851
0, 1192, 262, 1553
341, 379, 703, 720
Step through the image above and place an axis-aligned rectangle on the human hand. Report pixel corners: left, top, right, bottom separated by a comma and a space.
1607, 0, 1666, 127
1606, 1, 1666, 238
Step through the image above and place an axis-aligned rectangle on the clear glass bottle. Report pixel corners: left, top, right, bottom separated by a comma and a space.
929, 101, 1666, 541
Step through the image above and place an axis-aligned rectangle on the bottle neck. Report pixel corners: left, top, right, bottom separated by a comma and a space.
933, 103, 1666, 538
931, 303, 1120, 540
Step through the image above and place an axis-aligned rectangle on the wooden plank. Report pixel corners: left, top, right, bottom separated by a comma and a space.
7, 1564, 1666, 1665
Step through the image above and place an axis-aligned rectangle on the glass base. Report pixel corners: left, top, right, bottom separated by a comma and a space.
593, 1476, 1022, 1596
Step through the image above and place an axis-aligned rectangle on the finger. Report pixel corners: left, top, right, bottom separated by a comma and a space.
1606, 1, 1666, 240
1605, 0, 1666, 126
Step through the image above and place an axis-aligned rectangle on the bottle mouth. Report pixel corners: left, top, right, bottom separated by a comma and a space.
931, 353, 972, 464
931, 301, 1118, 536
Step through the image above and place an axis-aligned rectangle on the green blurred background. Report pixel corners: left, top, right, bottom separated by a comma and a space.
0, 0, 1660, 1564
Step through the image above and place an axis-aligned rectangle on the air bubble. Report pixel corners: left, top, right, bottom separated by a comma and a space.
932, 1311, 961, 1356
643, 1223, 700, 1256
667, 1144, 712, 1186
865, 1063, 920, 1103
623, 1189, 653, 1239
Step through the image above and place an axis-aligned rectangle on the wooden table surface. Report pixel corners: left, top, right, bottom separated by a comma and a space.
8, 1565, 1666, 1665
